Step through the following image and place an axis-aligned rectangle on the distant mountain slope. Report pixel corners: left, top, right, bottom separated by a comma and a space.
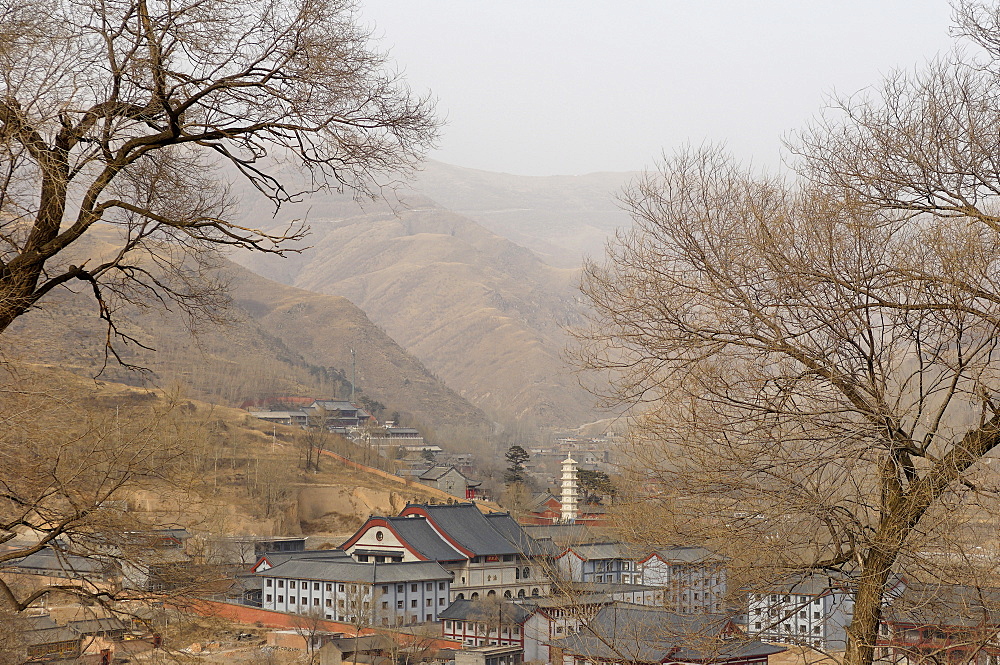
228, 267, 489, 429
408, 161, 636, 268
4, 242, 487, 429
233, 190, 601, 427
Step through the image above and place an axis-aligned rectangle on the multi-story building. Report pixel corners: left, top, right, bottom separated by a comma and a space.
341, 503, 553, 600
520, 593, 615, 664
256, 558, 452, 626
554, 542, 639, 585
746, 574, 854, 649
441, 599, 532, 649
637, 546, 727, 613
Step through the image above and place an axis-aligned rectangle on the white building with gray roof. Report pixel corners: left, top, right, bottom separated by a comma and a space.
257, 558, 452, 626
341, 503, 553, 601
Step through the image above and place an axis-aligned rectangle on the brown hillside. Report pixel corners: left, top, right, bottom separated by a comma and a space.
228, 266, 490, 430
3, 234, 487, 429
234, 194, 602, 427
0, 363, 462, 541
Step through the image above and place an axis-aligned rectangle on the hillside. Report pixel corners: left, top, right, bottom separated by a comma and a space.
409, 161, 635, 269
3, 236, 488, 431
233, 190, 602, 427
0, 363, 462, 541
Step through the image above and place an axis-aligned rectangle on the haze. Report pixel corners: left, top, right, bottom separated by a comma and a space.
362, 1, 956, 176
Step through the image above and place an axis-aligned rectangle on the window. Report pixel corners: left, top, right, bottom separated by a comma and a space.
339, 600, 345, 608
439, 582, 446, 590
326, 583, 332, 592
411, 584, 418, 592
266, 594, 272, 602
382, 585, 389, 594
783, 595, 790, 603
326, 599, 332, 607
426, 582, 432, 591
300, 597, 307, 605
514, 627, 520, 635
411, 600, 418, 608
278, 580, 285, 588
799, 611, 807, 619
426, 614, 432, 621
312, 598, 319, 606
799, 625, 806, 633
813, 627, 821, 634
289, 581, 296, 589
277, 595, 284, 602
397, 584, 404, 592
339, 584, 345, 592
266, 579, 273, 587
445, 621, 452, 630
532, 588, 539, 596
440, 598, 446, 605
314, 582, 320, 590
596, 575, 603, 583
397, 600, 403, 609
515, 568, 520, 580
426, 598, 432, 607
382, 601, 389, 609
411, 616, 418, 624
755, 622, 761, 630
814, 611, 820, 619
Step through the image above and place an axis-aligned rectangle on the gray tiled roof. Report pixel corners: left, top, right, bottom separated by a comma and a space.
259, 550, 352, 568
408, 504, 521, 557
21, 625, 81, 648
384, 516, 468, 562
884, 582, 1000, 628
651, 546, 726, 565
68, 617, 128, 635
562, 542, 632, 561
483, 513, 551, 557
554, 604, 783, 663
13, 548, 106, 575
257, 559, 452, 583
419, 466, 461, 481
439, 599, 532, 624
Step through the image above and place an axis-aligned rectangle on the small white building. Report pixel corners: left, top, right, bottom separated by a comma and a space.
637, 545, 727, 614
746, 573, 854, 649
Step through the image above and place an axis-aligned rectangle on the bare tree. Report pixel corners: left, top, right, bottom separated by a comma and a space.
576, 140, 1000, 665
0, 369, 190, 613
0, 0, 437, 362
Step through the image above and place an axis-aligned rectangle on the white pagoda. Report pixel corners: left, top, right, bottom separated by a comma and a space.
560, 454, 579, 523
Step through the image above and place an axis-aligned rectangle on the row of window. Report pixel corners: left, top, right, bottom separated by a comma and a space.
264, 579, 447, 593
264, 594, 447, 609
754, 622, 822, 635
456, 588, 541, 600
444, 621, 522, 636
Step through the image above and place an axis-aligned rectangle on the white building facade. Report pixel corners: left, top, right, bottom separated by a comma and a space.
257, 559, 451, 626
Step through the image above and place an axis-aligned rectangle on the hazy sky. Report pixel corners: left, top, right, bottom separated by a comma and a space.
361, 1, 957, 176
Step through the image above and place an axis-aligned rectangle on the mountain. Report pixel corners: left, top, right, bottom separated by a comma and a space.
231, 184, 604, 427
408, 161, 636, 269
3, 243, 487, 431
